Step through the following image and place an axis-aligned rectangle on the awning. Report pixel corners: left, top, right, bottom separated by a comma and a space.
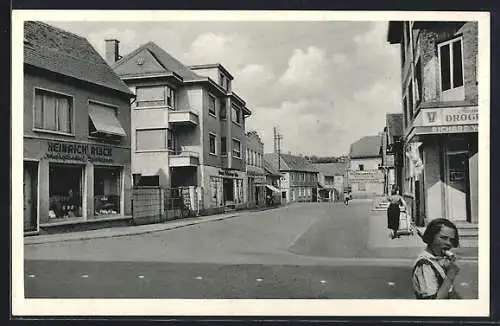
89, 103, 126, 137
265, 184, 281, 193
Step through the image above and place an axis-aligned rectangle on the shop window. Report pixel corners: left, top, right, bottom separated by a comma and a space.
136, 129, 167, 150
48, 164, 83, 220
358, 182, 366, 191
137, 175, 159, 186
136, 85, 175, 108
94, 166, 121, 216
232, 105, 241, 124
210, 176, 223, 206
438, 37, 464, 92
209, 133, 217, 155
34, 88, 73, 134
232, 138, 241, 158
220, 136, 227, 156
208, 94, 216, 116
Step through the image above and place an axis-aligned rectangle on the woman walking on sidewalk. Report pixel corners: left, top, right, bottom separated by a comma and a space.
412, 218, 461, 299
386, 185, 406, 239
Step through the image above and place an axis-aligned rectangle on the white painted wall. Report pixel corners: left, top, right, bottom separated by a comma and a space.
350, 157, 381, 170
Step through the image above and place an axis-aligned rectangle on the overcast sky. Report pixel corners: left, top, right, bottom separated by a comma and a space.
47, 20, 402, 156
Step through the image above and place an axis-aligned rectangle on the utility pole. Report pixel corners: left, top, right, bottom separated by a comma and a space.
273, 127, 283, 191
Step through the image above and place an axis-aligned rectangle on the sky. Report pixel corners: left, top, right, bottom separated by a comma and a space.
47, 19, 402, 156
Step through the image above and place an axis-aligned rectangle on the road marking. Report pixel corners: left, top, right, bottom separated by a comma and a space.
195, 276, 203, 280
81, 274, 89, 278
256, 278, 263, 282
460, 282, 469, 287
138, 275, 145, 279
27, 274, 36, 278
320, 280, 327, 284
388, 282, 395, 286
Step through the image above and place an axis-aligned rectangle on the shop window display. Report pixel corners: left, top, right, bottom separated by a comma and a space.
48, 164, 83, 220
94, 166, 121, 216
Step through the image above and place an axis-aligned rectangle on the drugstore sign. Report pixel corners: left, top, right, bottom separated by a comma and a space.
45, 141, 114, 163
421, 106, 478, 126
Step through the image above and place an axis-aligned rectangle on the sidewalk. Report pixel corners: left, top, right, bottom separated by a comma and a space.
367, 210, 478, 260
24, 207, 280, 245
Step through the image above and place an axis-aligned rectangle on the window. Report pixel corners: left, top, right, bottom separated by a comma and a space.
219, 73, 225, 89
88, 101, 125, 138
136, 129, 167, 150
408, 81, 414, 118
94, 166, 121, 215
358, 164, 364, 171
167, 129, 175, 151
136, 85, 176, 108
48, 164, 83, 220
403, 96, 408, 128
208, 94, 216, 116
221, 137, 227, 156
358, 182, 366, 191
209, 133, 217, 155
439, 37, 464, 91
232, 105, 241, 124
415, 59, 423, 105
34, 89, 73, 133
220, 100, 227, 120
232, 139, 241, 158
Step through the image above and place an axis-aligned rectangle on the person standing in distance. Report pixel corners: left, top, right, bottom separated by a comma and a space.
386, 185, 406, 239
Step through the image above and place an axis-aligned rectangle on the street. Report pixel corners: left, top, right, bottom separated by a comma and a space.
24, 202, 478, 299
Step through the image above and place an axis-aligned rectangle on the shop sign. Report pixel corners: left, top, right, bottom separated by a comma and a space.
45, 141, 113, 163
416, 124, 478, 135
253, 175, 266, 184
218, 169, 239, 178
422, 107, 478, 126
348, 170, 384, 181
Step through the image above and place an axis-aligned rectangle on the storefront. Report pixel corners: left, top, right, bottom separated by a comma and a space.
23, 137, 132, 232
405, 106, 478, 226
247, 168, 266, 209
203, 166, 247, 211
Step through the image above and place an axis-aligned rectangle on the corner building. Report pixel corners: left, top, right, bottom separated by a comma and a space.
23, 22, 134, 234
388, 21, 478, 226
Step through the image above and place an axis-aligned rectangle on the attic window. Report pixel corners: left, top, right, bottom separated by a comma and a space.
136, 58, 145, 65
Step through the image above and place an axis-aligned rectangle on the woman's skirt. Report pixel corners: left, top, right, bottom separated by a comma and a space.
387, 203, 400, 230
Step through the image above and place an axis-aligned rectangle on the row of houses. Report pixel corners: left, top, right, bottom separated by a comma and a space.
22, 21, 350, 235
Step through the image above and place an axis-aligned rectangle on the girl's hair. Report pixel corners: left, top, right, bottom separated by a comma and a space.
391, 185, 400, 195
422, 218, 460, 248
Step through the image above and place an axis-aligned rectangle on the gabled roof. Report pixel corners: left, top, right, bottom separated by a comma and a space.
264, 153, 317, 172
262, 156, 281, 176
313, 162, 348, 176
349, 135, 382, 159
112, 41, 202, 81
24, 21, 132, 96
386, 113, 404, 138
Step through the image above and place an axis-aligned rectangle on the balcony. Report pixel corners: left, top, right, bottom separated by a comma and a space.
169, 150, 200, 167
168, 109, 199, 126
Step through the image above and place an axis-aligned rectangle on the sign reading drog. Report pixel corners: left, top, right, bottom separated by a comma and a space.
422, 106, 478, 126
46, 141, 113, 163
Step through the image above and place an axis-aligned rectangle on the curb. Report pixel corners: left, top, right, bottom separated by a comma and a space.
24, 213, 242, 245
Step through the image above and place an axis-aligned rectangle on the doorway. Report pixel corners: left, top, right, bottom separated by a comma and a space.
23, 161, 38, 232
223, 178, 234, 205
446, 152, 470, 222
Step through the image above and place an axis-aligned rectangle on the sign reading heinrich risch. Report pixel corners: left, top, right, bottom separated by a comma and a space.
45, 141, 113, 163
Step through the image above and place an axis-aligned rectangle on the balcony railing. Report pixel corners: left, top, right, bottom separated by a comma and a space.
168, 109, 200, 126
169, 149, 200, 167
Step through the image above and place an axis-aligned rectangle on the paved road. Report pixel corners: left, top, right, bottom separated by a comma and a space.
24, 202, 478, 299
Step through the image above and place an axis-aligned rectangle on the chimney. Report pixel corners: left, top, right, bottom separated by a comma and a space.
105, 39, 120, 64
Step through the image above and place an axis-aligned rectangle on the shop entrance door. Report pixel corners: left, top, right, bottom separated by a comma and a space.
447, 152, 469, 222
23, 162, 38, 232
223, 178, 234, 205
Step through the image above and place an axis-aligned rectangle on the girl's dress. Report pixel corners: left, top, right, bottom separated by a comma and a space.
387, 194, 402, 233
412, 250, 455, 299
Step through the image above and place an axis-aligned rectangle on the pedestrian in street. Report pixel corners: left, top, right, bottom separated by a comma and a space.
412, 218, 461, 299
344, 190, 352, 205
386, 185, 406, 239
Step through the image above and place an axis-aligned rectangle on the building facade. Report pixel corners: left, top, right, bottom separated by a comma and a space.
108, 41, 252, 214
23, 21, 134, 234
264, 153, 318, 203
388, 21, 478, 226
381, 113, 405, 194
348, 135, 385, 199
314, 163, 347, 201
245, 131, 266, 208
